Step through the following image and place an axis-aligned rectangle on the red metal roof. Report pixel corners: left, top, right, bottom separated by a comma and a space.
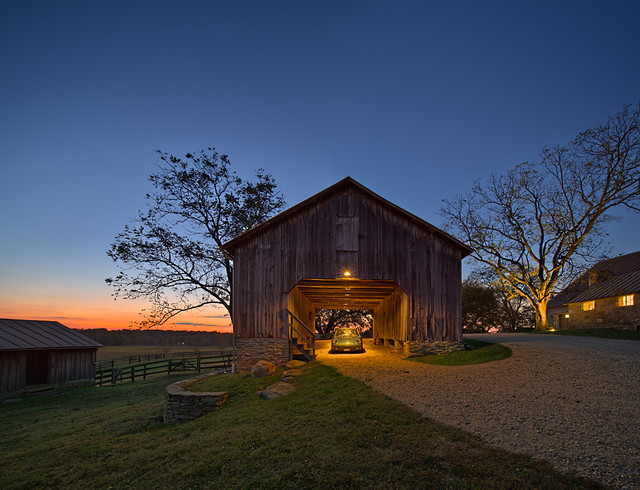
570, 270, 640, 303
0, 319, 102, 351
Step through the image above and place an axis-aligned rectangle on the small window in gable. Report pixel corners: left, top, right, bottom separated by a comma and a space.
336, 217, 359, 251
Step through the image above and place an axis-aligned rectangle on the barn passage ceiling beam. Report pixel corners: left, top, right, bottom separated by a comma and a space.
293, 278, 402, 310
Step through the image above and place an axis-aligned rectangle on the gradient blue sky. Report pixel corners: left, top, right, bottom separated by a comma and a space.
1, 1, 639, 331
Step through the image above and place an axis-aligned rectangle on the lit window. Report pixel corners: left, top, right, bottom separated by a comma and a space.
618, 294, 634, 306
582, 300, 595, 311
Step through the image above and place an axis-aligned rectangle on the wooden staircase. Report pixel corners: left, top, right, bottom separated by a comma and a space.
287, 310, 316, 362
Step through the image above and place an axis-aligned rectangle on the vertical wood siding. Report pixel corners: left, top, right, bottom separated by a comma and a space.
374, 288, 408, 341
287, 286, 316, 334
0, 352, 26, 393
48, 349, 97, 384
1, 349, 96, 393
232, 187, 463, 341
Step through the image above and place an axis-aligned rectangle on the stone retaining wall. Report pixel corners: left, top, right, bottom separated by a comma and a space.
164, 374, 228, 423
389, 340, 465, 357
234, 338, 290, 372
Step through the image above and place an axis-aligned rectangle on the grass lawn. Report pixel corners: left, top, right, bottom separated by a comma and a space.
405, 339, 512, 366
0, 363, 599, 489
534, 328, 640, 341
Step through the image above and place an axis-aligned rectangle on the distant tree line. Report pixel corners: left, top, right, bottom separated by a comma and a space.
315, 309, 373, 338
78, 329, 232, 347
462, 271, 535, 333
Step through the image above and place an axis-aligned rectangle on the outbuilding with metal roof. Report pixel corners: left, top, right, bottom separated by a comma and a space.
0, 319, 102, 398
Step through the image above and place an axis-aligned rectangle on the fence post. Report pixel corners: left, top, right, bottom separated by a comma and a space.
168, 359, 172, 375
131, 365, 135, 383
143, 363, 147, 380
197, 356, 201, 373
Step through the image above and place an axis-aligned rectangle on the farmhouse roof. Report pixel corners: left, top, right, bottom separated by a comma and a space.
0, 319, 102, 351
222, 176, 473, 257
548, 251, 640, 307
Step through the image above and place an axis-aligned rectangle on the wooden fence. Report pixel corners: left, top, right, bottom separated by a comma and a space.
95, 353, 233, 387
96, 360, 114, 370
126, 350, 229, 364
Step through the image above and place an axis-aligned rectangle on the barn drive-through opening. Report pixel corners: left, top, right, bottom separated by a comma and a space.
287, 278, 409, 360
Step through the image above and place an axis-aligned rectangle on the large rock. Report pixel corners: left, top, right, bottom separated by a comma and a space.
280, 368, 304, 383
251, 360, 276, 378
285, 360, 307, 369
260, 382, 295, 400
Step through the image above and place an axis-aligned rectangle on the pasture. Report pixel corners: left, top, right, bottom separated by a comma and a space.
96, 345, 232, 362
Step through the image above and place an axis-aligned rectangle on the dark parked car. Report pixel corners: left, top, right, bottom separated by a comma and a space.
330, 327, 365, 353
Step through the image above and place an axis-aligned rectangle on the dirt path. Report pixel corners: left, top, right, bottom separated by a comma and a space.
317, 334, 640, 488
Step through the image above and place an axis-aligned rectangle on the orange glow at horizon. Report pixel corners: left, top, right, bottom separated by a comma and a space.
0, 306, 233, 332
0, 289, 232, 333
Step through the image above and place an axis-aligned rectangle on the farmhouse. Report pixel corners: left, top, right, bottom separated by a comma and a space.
547, 251, 640, 330
0, 319, 102, 398
222, 177, 472, 371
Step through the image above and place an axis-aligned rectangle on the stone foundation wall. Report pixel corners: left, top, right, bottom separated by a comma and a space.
380, 339, 465, 357
234, 338, 290, 373
403, 341, 465, 357
164, 374, 228, 423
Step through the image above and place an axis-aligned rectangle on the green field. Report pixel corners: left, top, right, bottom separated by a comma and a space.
96, 345, 232, 362
0, 362, 599, 489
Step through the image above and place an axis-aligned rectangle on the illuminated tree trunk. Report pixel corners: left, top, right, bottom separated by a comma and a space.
441, 104, 640, 333
535, 298, 551, 330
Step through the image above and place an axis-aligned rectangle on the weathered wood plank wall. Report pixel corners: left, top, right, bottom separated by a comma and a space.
49, 349, 97, 384
0, 352, 26, 393
374, 288, 408, 341
287, 286, 316, 333
1, 349, 97, 394
230, 185, 464, 342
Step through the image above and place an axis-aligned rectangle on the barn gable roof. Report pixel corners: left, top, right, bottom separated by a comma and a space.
223, 176, 472, 257
0, 319, 102, 351
548, 251, 640, 307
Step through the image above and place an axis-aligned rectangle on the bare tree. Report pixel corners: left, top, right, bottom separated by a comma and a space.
106, 148, 286, 328
442, 104, 640, 329
315, 309, 373, 337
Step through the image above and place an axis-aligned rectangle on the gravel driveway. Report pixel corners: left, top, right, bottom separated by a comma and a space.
317, 333, 640, 488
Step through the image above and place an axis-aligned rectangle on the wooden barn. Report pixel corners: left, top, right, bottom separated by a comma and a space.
222, 177, 472, 371
0, 319, 102, 398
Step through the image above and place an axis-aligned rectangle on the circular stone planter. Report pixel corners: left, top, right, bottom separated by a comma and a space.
163, 374, 228, 423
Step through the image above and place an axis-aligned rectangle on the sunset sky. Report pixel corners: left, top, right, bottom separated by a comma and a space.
1, 1, 639, 332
